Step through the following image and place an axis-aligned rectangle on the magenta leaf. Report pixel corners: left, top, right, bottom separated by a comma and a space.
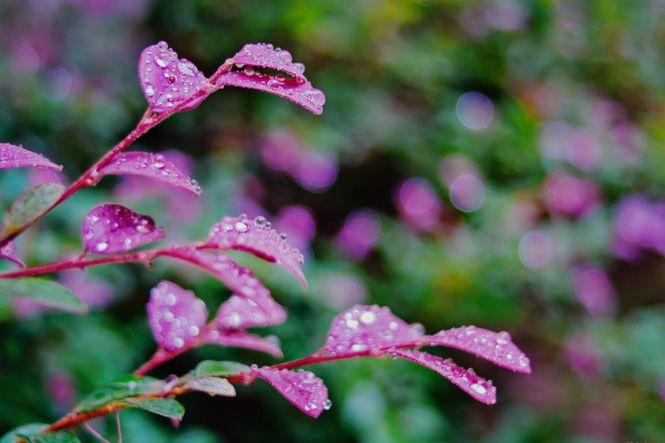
323, 305, 424, 356
252, 366, 330, 418
204, 329, 283, 358
81, 204, 166, 254
392, 350, 497, 405
0, 241, 24, 268
146, 281, 208, 351
99, 152, 202, 195
139, 41, 208, 113
0, 143, 62, 171
428, 326, 531, 373
227, 43, 308, 80
213, 294, 286, 329
207, 215, 306, 288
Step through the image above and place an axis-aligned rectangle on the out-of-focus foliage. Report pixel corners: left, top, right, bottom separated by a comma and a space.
1, 0, 665, 441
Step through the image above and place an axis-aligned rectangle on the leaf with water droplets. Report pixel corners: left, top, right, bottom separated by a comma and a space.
139, 41, 208, 113
392, 349, 497, 405
99, 151, 202, 195
125, 398, 185, 420
252, 366, 330, 418
81, 204, 165, 254
204, 329, 283, 358
0, 241, 24, 268
213, 293, 286, 329
76, 375, 163, 413
428, 326, 531, 373
0, 183, 65, 243
146, 281, 208, 351
0, 277, 87, 314
207, 215, 307, 289
185, 376, 236, 397
323, 305, 424, 356
0, 143, 62, 171
190, 360, 250, 378
216, 71, 325, 115
228, 43, 308, 80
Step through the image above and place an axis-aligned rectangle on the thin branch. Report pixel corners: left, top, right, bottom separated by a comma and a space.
83, 422, 111, 443
115, 412, 122, 443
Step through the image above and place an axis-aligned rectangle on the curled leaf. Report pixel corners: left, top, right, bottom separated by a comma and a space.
428, 326, 531, 373
99, 151, 202, 195
205, 329, 283, 358
252, 366, 330, 418
146, 281, 208, 351
323, 305, 424, 356
207, 215, 306, 288
392, 350, 497, 405
81, 204, 165, 254
139, 41, 208, 113
0, 143, 62, 171
228, 43, 307, 80
0, 241, 24, 268
0, 183, 65, 243
213, 294, 286, 329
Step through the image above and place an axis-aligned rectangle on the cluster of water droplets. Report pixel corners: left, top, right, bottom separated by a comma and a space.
0, 143, 62, 171
323, 305, 424, 356
100, 151, 202, 195
81, 204, 165, 254
252, 365, 330, 418
139, 41, 207, 113
146, 281, 208, 351
429, 326, 531, 372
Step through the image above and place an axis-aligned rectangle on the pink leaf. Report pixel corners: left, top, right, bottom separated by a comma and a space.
0, 143, 62, 171
213, 294, 286, 329
0, 241, 24, 268
138, 41, 208, 113
252, 366, 330, 418
99, 151, 202, 195
227, 43, 308, 80
323, 305, 424, 356
216, 71, 325, 115
81, 204, 165, 254
146, 281, 208, 351
428, 326, 531, 373
392, 350, 497, 405
207, 215, 306, 289
204, 329, 283, 358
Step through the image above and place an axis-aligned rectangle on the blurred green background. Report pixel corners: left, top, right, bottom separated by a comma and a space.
2, 0, 665, 441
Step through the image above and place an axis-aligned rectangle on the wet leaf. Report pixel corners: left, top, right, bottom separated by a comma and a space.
252, 366, 330, 418
185, 377, 235, 397
0, 278, 87, 314
0, 143, 62, 171
125, 398, 185, 420
0, 184, 65, 242
76, 375, 162, 413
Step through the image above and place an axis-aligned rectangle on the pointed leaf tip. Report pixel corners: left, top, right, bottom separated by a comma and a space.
0, 241, 24, 268
253, 366, 330, 418
204, 329, 283, 358
0, 143, 62, 171
147, 281, 208, 351
0, 183, 65, 243
99, 151, 202, 195
207, 214, 307, 289
82, 204, 165, 254
324, 304, 424, 356
393, 350, 497, 405
429, 326, 531, 373
139, 41, 208, 113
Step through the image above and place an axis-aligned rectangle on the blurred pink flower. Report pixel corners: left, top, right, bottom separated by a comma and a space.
571, 265, 617, 318
449, 174, 486, 212
335, 209, 381, 261
542, 172, 600, 218
395, 178, 442, 232
45, 373, 77, 410
518, 230, 553, 269
456, 92, 494, 130
59, 270, 115, 308
612, 196, 665, 261
275, 205, 317, 253
564, 333, 604, 380
319, 273, 367, 310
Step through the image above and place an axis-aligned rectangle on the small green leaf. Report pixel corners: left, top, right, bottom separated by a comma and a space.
125, 398, 185, 420
191, 360, 249, 378
0, 183, 65, 241
76, 375, 163, 413
185, 377, 235, 397
0, 278, 87, 314
16, 431, 80, 443
1, 424, 48, 443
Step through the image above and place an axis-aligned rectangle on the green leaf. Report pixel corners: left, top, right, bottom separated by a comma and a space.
1, 424, 48, 443
185, 377, 235, 397
76, 375, 163, 413
190, 360, 249, 378
0, 278, 87, 314
125, 398, 185, 420
16, 431, 80, 443
0, 183, 65, 242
